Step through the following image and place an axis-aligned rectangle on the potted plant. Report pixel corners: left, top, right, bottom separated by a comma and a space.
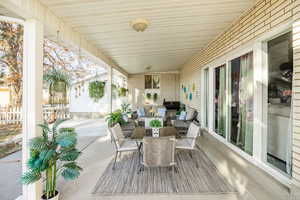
88, 80, 106, 102
118, 87, 128, 97
149, 119, 162, 137
146, 93, 152, 100
21, 120, 82, 200
153, 93, 158, 102
120, 103, 132, 121
106, 110, 126, 127
44, 69, 70, 105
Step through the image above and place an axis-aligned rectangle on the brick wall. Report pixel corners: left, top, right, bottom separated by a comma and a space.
180, 0, 300, 186
181, 0, 294, 109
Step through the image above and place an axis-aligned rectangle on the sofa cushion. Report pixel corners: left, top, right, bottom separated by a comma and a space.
137, 107, 145, 117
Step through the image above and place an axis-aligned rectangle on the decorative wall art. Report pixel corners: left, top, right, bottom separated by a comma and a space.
192, 83, 196, 92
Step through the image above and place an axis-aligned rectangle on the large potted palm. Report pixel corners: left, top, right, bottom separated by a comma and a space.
21, 120, 82, 200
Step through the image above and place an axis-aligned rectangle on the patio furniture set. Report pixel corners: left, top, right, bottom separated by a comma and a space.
108, 105, 201, 174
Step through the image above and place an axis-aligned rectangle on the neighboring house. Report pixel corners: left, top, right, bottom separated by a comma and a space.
69, 74, 110, 118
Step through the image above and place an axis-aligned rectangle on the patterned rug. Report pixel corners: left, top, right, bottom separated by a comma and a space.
92, 149, 235, 195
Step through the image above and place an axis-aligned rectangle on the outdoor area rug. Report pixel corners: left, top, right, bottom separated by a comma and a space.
92, 148, 236, 195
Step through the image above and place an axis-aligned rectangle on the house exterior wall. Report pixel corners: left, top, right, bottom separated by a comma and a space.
69, 77, 110, 118
180, 0, 300, 188
128, 73, 180, 109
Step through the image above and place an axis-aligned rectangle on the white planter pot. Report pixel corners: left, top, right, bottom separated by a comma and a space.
42, 191, 59, 200
152, 128, 160, 137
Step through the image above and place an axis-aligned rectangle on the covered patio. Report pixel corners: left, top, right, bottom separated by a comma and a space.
0, 0, 300, 200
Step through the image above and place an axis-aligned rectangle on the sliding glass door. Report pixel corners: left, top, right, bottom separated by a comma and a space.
229, 52, 254, 155
266, 32, 293, 175
203, 68, 209, 128
214, 65, 226, 137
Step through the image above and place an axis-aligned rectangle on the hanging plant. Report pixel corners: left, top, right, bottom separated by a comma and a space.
118, 87, 128, 97
146, 93, 152, 100
153, 93, 158, 102
88, 81, 106, 102
44, 69, 70, 104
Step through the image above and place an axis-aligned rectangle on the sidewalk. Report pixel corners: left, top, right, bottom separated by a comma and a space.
0, 118, 108, 200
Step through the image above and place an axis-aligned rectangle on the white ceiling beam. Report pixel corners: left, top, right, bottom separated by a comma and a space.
0, 0, 128, 77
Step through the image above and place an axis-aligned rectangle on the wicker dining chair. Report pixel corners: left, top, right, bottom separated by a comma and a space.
175, 122, 200, 167
139, 136, 177, 175
109, 123, 139, 170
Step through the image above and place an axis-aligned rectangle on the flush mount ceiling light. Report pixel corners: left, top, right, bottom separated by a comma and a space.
130, 18, 149, 32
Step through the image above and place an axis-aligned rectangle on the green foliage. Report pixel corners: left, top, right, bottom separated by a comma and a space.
153, 93, 158, 102
44, 69, 70, 90
121, 103, 131, 115
88, 81, 105, 102
149, 119, 162, 128
146, 93, 152, 100
106, 110, 126, 127
21, 120, 82, 199
176, 105, 186, 115
44, 69, 70, 104
118, 87, 128, 97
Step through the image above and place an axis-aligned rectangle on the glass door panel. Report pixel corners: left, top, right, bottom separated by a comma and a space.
229, 52, 254, 155
267, 32, 293, 175
214, 65, 226, 137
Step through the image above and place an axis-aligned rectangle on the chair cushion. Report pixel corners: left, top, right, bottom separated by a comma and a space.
119, 140, 138, 151
157, 107, 167, 118
178, 111, 187, 120
137, 107, 145, 117
176, 138, 193, 149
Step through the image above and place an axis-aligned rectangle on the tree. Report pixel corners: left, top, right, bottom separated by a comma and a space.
0, 21, 107, 106
0, 22, 23, 106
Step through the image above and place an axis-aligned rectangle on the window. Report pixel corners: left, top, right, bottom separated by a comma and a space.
145, 75, 160, 89
229, 52, 253, 155
203, 68, 209, 128
266, 32, 293, 175
214, 64, 226, 137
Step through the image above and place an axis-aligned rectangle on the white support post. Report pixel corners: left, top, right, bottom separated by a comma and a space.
107, 66, 113, 113
22, 19, 44, 200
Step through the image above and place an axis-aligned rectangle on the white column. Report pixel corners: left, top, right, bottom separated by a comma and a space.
22, 19, 44, 200
107, 66, 113, 113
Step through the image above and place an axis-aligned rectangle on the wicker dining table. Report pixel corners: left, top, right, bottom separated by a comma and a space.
130, 126, 180, 140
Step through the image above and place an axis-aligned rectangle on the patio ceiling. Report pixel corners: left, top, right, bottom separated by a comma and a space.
36, 1, 255, 74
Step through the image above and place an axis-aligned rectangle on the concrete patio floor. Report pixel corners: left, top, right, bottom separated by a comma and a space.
0, 119, 108, 200
0, 119, 291, 200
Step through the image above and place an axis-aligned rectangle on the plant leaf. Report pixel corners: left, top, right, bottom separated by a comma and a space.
21, 170, 41, 185
61, 162, 82, 180
29, 137, 47, 151
57, 131, 77, 147
59, 149, 81, 161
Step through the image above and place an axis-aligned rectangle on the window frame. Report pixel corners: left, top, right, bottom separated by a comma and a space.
199, 23, 293, 186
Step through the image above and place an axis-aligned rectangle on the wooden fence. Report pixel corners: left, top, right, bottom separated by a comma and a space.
0, 105, 71, 125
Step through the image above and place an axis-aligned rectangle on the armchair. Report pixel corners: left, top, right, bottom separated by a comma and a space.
109, 124, 139, 170
176, 122, 200, 167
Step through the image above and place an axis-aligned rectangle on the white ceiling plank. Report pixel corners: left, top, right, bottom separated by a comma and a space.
39, 0, 255, 74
